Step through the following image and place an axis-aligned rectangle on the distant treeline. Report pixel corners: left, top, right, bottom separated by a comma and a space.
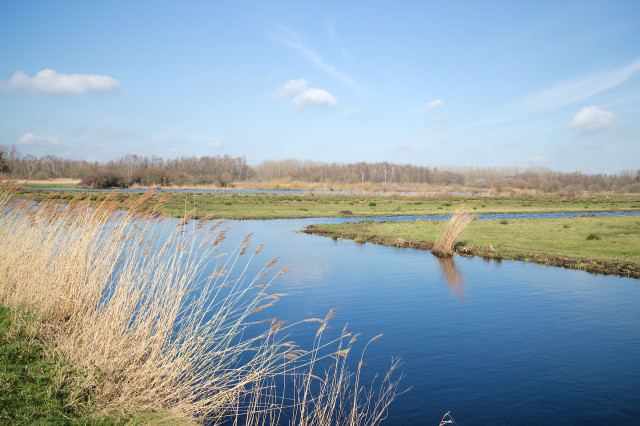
1, 145, 639, 193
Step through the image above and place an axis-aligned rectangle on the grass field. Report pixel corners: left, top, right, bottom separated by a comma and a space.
15, 188, 640, 219
0, 306, 179, 425
304, 215, 640, 278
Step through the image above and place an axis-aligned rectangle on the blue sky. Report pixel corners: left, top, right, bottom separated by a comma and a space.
1, 0, 639, 174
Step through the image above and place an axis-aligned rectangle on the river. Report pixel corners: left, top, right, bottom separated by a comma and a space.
193, 214, 640, 425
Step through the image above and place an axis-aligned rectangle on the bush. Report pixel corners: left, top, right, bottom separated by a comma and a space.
80, 170, 127, 188
586, 233, 600, 240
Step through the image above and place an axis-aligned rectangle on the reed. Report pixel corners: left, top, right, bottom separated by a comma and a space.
0, 180, 401, 424
432, 206, 474, 257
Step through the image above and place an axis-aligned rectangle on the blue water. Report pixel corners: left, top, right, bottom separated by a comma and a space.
27, 186, 483, 195
202, 217, 640, 425
314, 210, 640, 223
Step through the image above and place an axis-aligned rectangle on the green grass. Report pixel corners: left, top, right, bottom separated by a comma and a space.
15, 189, 640, 220
306, 216, 640, 278
0, 307, 119, 424
0, 307, 189, 425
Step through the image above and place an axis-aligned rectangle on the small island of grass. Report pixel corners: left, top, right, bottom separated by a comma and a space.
304, 215, 640, 278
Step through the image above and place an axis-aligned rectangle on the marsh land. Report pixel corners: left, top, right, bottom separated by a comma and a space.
15, 187, 640, 278
16, 187, 640, 219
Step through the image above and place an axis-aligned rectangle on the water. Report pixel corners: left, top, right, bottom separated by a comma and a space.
205, 217, 640, 425
27, 187, 483, 195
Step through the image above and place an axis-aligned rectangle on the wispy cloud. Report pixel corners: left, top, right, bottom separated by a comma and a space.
99, 125, 126, 138
327, 19, 337, 41
267, 24, 357, 88
344, 107, 363, 118
429, 115, 448, 123
1, 68, 120, 95
529, 155, 545, 165
570, 106, 616, 133
413, 99, 444, 114
17, 132, 60, 146
516, 57, 640, 112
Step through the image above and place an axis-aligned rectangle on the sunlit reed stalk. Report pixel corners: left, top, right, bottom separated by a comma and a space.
432, 206, 474, 258
0, 179, 401, 424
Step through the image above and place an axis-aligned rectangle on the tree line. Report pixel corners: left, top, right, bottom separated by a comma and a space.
1, 145, 639, 193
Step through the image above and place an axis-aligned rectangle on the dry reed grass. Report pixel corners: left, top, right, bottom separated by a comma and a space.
432, 206, 474, 258
0, 179, 401, 424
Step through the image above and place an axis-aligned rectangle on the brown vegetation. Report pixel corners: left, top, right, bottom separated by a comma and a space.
2, 144, 639, 193
431, 207, 474, 257
0, 180, 401, 424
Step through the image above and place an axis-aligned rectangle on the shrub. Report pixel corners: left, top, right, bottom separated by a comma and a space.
80, 170, 127, 188
586, 233, 600, 240
369, 202, 377, 207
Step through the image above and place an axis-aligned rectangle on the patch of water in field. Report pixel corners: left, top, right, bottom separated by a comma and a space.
201, 217, 640, 425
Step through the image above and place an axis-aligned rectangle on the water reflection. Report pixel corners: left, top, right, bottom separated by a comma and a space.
436, 256, 465, 299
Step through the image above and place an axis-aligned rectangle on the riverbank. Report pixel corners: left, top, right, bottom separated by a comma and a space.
15, 188, 640, 219
0, 182, 401, 424
304, 215, 640, 278
0, 306, 185, 424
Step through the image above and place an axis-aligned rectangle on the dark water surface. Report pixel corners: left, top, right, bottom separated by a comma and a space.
198, 217, 640, 425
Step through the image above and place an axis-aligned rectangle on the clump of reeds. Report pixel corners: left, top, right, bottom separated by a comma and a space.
432, 206, 474, 257
0, 180, 401, 424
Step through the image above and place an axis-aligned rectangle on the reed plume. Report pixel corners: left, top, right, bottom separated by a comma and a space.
432, 206, 474, 257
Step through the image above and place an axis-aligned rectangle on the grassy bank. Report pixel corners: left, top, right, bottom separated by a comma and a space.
0, 306, 134, 424
0, 306, 193, 425
0, 181, 400, 424
304, 215, 640, 278
1, 305, 90, 424
15, 188, 640, 219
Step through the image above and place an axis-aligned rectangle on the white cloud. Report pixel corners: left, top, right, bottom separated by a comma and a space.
414, 99, 444, 114
272, 79, 339, 111
267, 24, 357, 88
570, 106, 616, 133
344, 107, 363, 118
291, 88, 339, 110
1, 68, 120, 95
17, 133, 60, 146
272, 78, 308, 99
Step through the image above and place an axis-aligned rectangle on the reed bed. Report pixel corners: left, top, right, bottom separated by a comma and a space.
0, 180, 401, 424
432, 206, 474, 257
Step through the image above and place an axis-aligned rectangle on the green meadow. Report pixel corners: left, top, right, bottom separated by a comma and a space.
305, 215, 640, 278
15, 189, 640, 219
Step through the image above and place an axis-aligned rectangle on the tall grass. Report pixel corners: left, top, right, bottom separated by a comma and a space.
0, 180, 401, 424
432, 206, 474, 258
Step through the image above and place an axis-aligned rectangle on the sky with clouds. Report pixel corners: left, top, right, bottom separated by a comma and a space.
0, 0, 639, 173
